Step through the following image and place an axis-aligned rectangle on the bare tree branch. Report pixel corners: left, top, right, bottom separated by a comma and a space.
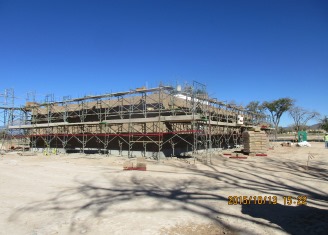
289, 106, 320, 132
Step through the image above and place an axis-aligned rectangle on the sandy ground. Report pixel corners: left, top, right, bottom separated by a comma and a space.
0, 142, 327, 235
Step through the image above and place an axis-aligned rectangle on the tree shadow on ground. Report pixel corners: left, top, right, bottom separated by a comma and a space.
9, 177, 250, 234
207, 156, 328, 203
9, 154, 328, 234
242, 203, 328, 235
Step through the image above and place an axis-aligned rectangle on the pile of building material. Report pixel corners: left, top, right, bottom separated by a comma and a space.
281, 142, 293, 147
123, 157, 147, 171
297, 141, 311, 147
242, 130, 269, 154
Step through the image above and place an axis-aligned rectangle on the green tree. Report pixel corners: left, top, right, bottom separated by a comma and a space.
245, 101, 266, 125
0, 129, 6, 139
245, 101, 264, 114
262, 98, 294, 139
321, 116, 328, 132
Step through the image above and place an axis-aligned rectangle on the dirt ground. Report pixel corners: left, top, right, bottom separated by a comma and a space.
0, 142, 327, 235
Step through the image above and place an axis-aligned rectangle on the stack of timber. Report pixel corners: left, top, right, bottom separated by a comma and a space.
242, 130, 269, 154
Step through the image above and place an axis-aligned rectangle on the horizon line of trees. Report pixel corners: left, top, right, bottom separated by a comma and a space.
245, 98, 327, 139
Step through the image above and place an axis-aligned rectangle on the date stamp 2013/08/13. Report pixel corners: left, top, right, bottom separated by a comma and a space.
227, 195, 307, 206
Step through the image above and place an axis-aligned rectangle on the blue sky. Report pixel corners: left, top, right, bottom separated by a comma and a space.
0, 0, 327, 126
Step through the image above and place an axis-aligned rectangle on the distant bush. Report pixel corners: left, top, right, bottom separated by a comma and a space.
0, 130, 6, 139
307, 130, 324, 134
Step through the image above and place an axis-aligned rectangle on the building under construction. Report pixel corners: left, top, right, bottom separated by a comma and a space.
0, 82, 268, 158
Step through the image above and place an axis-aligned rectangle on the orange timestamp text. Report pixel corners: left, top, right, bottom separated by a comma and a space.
228, 195, 307, 205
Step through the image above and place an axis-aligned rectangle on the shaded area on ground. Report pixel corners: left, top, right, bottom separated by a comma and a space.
242, 203, 328, 235
4, 142, 328, 234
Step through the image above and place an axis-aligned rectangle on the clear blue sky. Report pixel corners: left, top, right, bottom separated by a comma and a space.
0, 0, 327, 126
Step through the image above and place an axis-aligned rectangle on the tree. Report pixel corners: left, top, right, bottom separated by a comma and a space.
0, 129, 6, 139
288, 106, 320, 132
278, 126, 286, 134
262, 98, 294, 139
245, 101, 265, 114
321, 116, 328, 132
245, 101, 266, 125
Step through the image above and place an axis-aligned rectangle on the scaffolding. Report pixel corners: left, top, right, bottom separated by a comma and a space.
0, 89, 30, 151
1, 83, 269, 159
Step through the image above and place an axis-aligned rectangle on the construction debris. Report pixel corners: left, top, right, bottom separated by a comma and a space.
297, 141, 311, 147
229, 152, 248, 159
17, 152, 37, 156
281, 142, 293, 147
123, 158, 147, 171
